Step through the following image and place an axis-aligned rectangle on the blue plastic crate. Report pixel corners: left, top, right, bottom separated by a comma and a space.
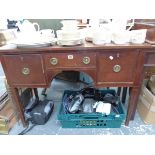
57, 89, 126, 128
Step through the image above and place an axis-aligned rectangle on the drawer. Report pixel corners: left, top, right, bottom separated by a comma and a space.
44, 53, 96, 69
97, 51, 139, 83
3, 54, 46, 86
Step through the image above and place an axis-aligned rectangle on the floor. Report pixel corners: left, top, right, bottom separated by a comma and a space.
9, 78, 155, 135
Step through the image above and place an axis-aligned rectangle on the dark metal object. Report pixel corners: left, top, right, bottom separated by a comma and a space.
122, 87, 128, 104
117, 87, 121, 96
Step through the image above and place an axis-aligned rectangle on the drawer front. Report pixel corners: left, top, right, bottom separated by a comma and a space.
44, 53, 96, 69
97, 51, 139, 83
3, 54, 46, 86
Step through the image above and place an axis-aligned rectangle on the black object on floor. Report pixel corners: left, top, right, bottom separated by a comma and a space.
18, 99, 54, 135
26, 99, 54, 125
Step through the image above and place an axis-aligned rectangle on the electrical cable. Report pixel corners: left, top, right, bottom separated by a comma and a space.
63, 88, 121, 115
18, 124, 36, 135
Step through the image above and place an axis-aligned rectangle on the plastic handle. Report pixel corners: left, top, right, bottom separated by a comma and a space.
82, 117, 99, 119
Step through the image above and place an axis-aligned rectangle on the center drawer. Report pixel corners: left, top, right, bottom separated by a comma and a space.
44, 53, 96, 69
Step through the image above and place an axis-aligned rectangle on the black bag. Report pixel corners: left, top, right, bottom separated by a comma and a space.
25, 99, 54, 125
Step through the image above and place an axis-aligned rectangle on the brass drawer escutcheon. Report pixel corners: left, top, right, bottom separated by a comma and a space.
83, 56, 90, 65
22, 68, 30, 75
50, 58, 58, 65
113, 65, 121, 72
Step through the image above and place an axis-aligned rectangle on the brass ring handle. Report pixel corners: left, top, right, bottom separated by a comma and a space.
83, 56, 90, 65
22, 68, 30, 75
50, 58, 58, 65
113, 65, 121, 73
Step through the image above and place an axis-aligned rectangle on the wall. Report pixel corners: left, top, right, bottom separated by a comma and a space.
28, 19, 63, 35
